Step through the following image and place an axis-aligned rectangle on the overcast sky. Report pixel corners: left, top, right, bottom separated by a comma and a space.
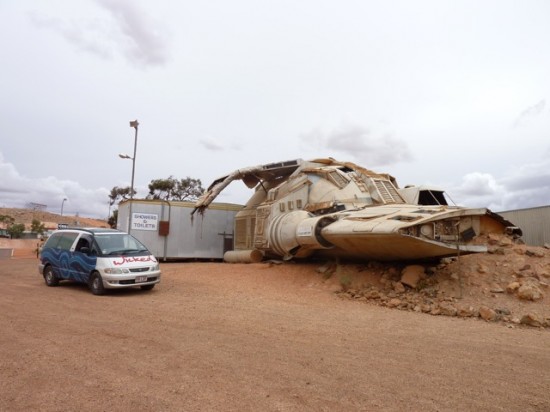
1, 0, 549, 219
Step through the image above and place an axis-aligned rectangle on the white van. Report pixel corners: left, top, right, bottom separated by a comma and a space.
38, 228, 161, 295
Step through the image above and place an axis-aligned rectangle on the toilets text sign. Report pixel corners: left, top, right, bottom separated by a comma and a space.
131, 213, 159, 231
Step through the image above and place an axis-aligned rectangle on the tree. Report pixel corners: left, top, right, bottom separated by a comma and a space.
147, 176, 204, 201
147, 177, 175, 200
0, 215, 15, 227
7, 223, 25, 239
108, 186, 134, 229
109, 186, 136, 206
0, 215, 15, 238
108, 209, 118, 229
31, 219, 46, 235
174, 177, 204, 201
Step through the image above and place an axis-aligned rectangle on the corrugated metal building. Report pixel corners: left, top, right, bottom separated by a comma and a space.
117, 199, 242, 260
499, 205, 550, 246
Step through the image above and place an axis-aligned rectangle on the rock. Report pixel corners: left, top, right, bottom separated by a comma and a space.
477, 264, 489, 274
387, 298, 401, 308
450, 273, 459, 281
421, 304, 432, 313
490, 283, 504, 293
506, 281, 520, 294
316, 263, 336, 275
425, 266, 436, 276
430, 306, 441, 316
520, 313, 543, 328
499, 237, 513, 247
441, 257, 456, 264
487, 234, 500, 245
365, 290, 381, 299
400, 265, 424, 288
479, 306, 497, 321
393, 281, 406, 294
526, 249, 545, 258
544, 243, 550, 249
438, 302, 457, 316
457, 305, 476, 317
517, 284, 544, 301
496, 307, 511, 316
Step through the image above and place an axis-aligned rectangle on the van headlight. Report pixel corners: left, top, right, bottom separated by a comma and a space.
152, 263, 160, 271
104, 268, 130, 274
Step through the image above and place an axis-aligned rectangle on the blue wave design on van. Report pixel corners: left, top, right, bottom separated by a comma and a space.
41, 249, 97, 284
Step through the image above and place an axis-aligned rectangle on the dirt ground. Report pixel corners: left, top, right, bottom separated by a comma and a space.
1, 256, 549, 411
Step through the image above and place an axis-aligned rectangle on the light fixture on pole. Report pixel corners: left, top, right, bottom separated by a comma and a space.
60, 198, 68, 216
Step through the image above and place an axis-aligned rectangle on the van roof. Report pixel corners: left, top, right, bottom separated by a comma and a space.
56, 228, 124, 235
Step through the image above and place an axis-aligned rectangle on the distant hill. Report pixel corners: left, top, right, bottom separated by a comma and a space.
0, 207, 109, 230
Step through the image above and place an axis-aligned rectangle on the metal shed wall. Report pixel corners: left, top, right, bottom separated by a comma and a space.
117, 200, 242, 260
499, 206, 550, 247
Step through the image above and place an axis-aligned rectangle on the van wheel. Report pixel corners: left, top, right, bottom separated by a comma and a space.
140, 284, 155, 291
89, 272, 105, 296
44, 266, 59, 287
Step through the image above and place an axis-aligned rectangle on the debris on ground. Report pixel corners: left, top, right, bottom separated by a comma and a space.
328, 234, 550, 328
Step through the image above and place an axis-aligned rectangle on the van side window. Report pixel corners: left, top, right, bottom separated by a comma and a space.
58, 233, 79, 250
75, 237, 90, 252
43, 233, 62, 249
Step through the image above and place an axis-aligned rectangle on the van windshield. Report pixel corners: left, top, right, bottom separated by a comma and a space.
94, 233, 150, 256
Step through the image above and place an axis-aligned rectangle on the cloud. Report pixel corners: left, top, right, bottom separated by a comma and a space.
0, 152, 110, 219
200, 139, 226, 152
28, 0, 169, 67
500, 161, 550, 191
95, 0, 169, 66
199, 138, 241, 152
300, 124, 412, 167
449, 159, 550, 211
28, 12, 115, 59
449, 172, 505, 208
513, 99, 546, 128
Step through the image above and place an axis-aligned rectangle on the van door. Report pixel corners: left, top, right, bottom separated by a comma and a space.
52, 232, 79, 280
69, 234, 98, 283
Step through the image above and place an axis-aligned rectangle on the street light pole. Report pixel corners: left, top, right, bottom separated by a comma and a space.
118, 120, 139, 232
128, 120, 139, 233
60, 198, 67, 216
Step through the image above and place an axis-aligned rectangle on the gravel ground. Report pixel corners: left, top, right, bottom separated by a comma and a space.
1, 258, 549, 411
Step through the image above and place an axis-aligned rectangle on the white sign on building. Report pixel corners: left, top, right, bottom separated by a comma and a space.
131, 212, 158, 231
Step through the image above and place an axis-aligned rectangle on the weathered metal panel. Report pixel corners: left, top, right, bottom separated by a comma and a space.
499, 206, 550, 246
118, 200, 242, 260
